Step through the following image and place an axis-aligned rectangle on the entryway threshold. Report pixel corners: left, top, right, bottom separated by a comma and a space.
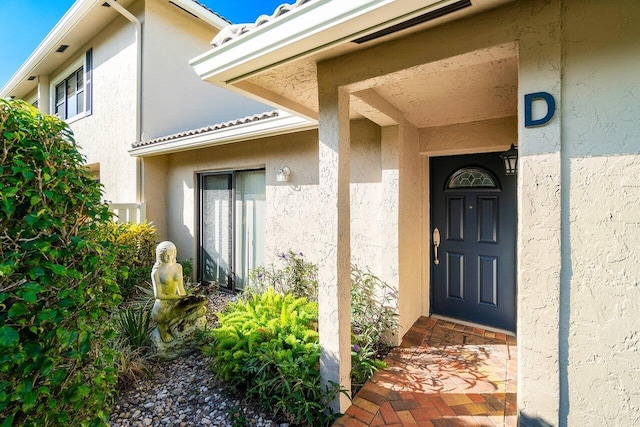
429, 314, 516, 338
334, 316, 517, 426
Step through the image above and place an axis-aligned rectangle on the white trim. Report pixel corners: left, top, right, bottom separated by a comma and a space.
170, 0, 229, 30
0, 0, 103, 97
129, 111, 317, 157
0, 0, 225, 98
190, 0, 461, 84
50, 54, 88, 123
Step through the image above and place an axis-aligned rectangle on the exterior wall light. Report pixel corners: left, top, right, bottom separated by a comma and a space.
500, 144, 518, 175
276, 166, 291, 182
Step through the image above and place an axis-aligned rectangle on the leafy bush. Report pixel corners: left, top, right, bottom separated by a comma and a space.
351, 264, 399, 354
95, 221, 158, 299
350, 265, 399, 392
247, 254, 399, 395
248, 251, 318, 300
0, 99, 122, 425
206, 289, 340, 425
110, 337, 151, 390
115, 305, 152, 349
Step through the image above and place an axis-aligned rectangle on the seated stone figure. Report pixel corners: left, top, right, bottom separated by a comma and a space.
150, 241, 207, 359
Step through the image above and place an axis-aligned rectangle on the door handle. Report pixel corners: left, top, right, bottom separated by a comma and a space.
433, 227, 440, 265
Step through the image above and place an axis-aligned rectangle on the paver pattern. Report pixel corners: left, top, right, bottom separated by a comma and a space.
335, 317, 517, 426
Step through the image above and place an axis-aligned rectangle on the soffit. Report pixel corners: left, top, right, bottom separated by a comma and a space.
2, 0, 227, 99
2, 0, 135, 98
224, 0, 517, 127
245, 42, 518, 128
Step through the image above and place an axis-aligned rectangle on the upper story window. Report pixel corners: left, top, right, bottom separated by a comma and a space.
52, 49, 92, 121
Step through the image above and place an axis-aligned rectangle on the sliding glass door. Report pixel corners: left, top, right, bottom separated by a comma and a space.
198, 169, 265, 291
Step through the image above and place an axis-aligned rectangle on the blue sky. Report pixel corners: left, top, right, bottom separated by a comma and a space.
0, 0, 286, 89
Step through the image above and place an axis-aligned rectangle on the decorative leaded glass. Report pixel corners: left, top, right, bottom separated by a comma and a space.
447, 167, 497, 189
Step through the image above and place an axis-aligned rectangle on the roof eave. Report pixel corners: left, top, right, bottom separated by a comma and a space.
190, 0, 464, 85
170, 0, 230, 30
129, 110, 317, 157
1, 0, 104, 98
1, 0, 229, 99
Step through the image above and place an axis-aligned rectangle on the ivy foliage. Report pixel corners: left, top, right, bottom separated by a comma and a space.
0, 99, 122, 426
206, 289, 341, 426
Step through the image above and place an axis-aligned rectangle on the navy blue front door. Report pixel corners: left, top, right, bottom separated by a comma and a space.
430, 152, 516, 332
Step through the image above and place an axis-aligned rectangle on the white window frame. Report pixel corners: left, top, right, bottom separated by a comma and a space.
50, 49, 92, 123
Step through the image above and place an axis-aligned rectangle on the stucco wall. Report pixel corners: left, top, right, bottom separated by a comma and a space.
62, 6, 139, 204
314, 0, 564, 421
160, 122, 386, 271
310, 0, 640, 422
142, 0, 270, 141
562, 0, 640, 424
141, 154, 169, 238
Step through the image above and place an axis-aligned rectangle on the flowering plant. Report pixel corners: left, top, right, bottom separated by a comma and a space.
247, 250, 318, 301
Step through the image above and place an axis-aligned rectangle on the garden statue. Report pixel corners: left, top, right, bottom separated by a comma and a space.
150, 241, 207, 359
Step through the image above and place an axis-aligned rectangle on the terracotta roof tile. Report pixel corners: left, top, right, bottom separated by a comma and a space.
132, 110, 280, 148
211, 0, 317, 47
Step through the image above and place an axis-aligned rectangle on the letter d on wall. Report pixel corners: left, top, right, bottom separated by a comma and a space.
524, 92, 556, 127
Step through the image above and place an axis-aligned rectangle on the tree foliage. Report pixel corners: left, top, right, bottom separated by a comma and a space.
0, 99, 122, 426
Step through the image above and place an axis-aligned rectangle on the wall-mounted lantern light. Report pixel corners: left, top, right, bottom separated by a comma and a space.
500, 144, 518, 175
276, 166, 291, 182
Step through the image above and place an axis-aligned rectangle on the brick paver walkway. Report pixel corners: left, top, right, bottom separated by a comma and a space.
335, 316, 517, 426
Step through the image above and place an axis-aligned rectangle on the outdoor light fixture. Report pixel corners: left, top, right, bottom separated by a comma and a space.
500, 144, 518, 175
276, 167, 291, 182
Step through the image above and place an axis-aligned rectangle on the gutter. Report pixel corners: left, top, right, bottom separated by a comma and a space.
105, 0, 143, 203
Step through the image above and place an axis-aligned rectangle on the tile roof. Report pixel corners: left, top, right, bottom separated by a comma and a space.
190, 0, 232, 24
132, 110, 280, 148
211, 0, 317, 47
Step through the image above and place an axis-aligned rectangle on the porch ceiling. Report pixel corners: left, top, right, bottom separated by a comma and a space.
244, 43, 518, 128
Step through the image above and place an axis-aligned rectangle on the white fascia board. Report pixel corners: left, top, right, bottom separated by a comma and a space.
190, 0, 455, 84
129, 111, 317, 157
170, 0, 229, 30
0, 0, 102, 97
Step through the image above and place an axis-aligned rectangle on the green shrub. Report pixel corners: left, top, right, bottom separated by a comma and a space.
115, 305, 152, 349
350, 265, 399, 393
0, 99, 122, 425
95, 221, 158, 299
247, 251, 318, 300
351, 264, 399, 354
206, 289, 340, 425
248, 254, 399, 396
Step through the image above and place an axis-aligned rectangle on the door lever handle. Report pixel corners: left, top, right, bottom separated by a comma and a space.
433, 227, 440, 265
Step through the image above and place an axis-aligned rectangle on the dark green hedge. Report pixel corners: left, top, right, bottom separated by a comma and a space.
0, 99, 122, 426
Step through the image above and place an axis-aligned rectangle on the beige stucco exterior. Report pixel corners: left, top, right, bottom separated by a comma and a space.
6, 0, 638, 423
141, 0, 268, 141
2, 0, 270, 208
67, 6, 139, 204
180, 0, 640, 422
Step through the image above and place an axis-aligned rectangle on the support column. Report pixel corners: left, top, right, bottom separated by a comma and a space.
396, 122, 422, 336
317, 85, 352, 412
380, 126, 401, 344
517, 1, 563, 424
37, 75, 49, 114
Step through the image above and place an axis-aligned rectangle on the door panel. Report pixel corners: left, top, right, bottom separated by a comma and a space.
447, 197, 465, 241
199, 170, 266, 292
431, 153, 516, 332
200, 174, 233, 289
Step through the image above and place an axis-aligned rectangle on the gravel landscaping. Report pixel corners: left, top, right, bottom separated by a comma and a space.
109, 291, 287, 427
